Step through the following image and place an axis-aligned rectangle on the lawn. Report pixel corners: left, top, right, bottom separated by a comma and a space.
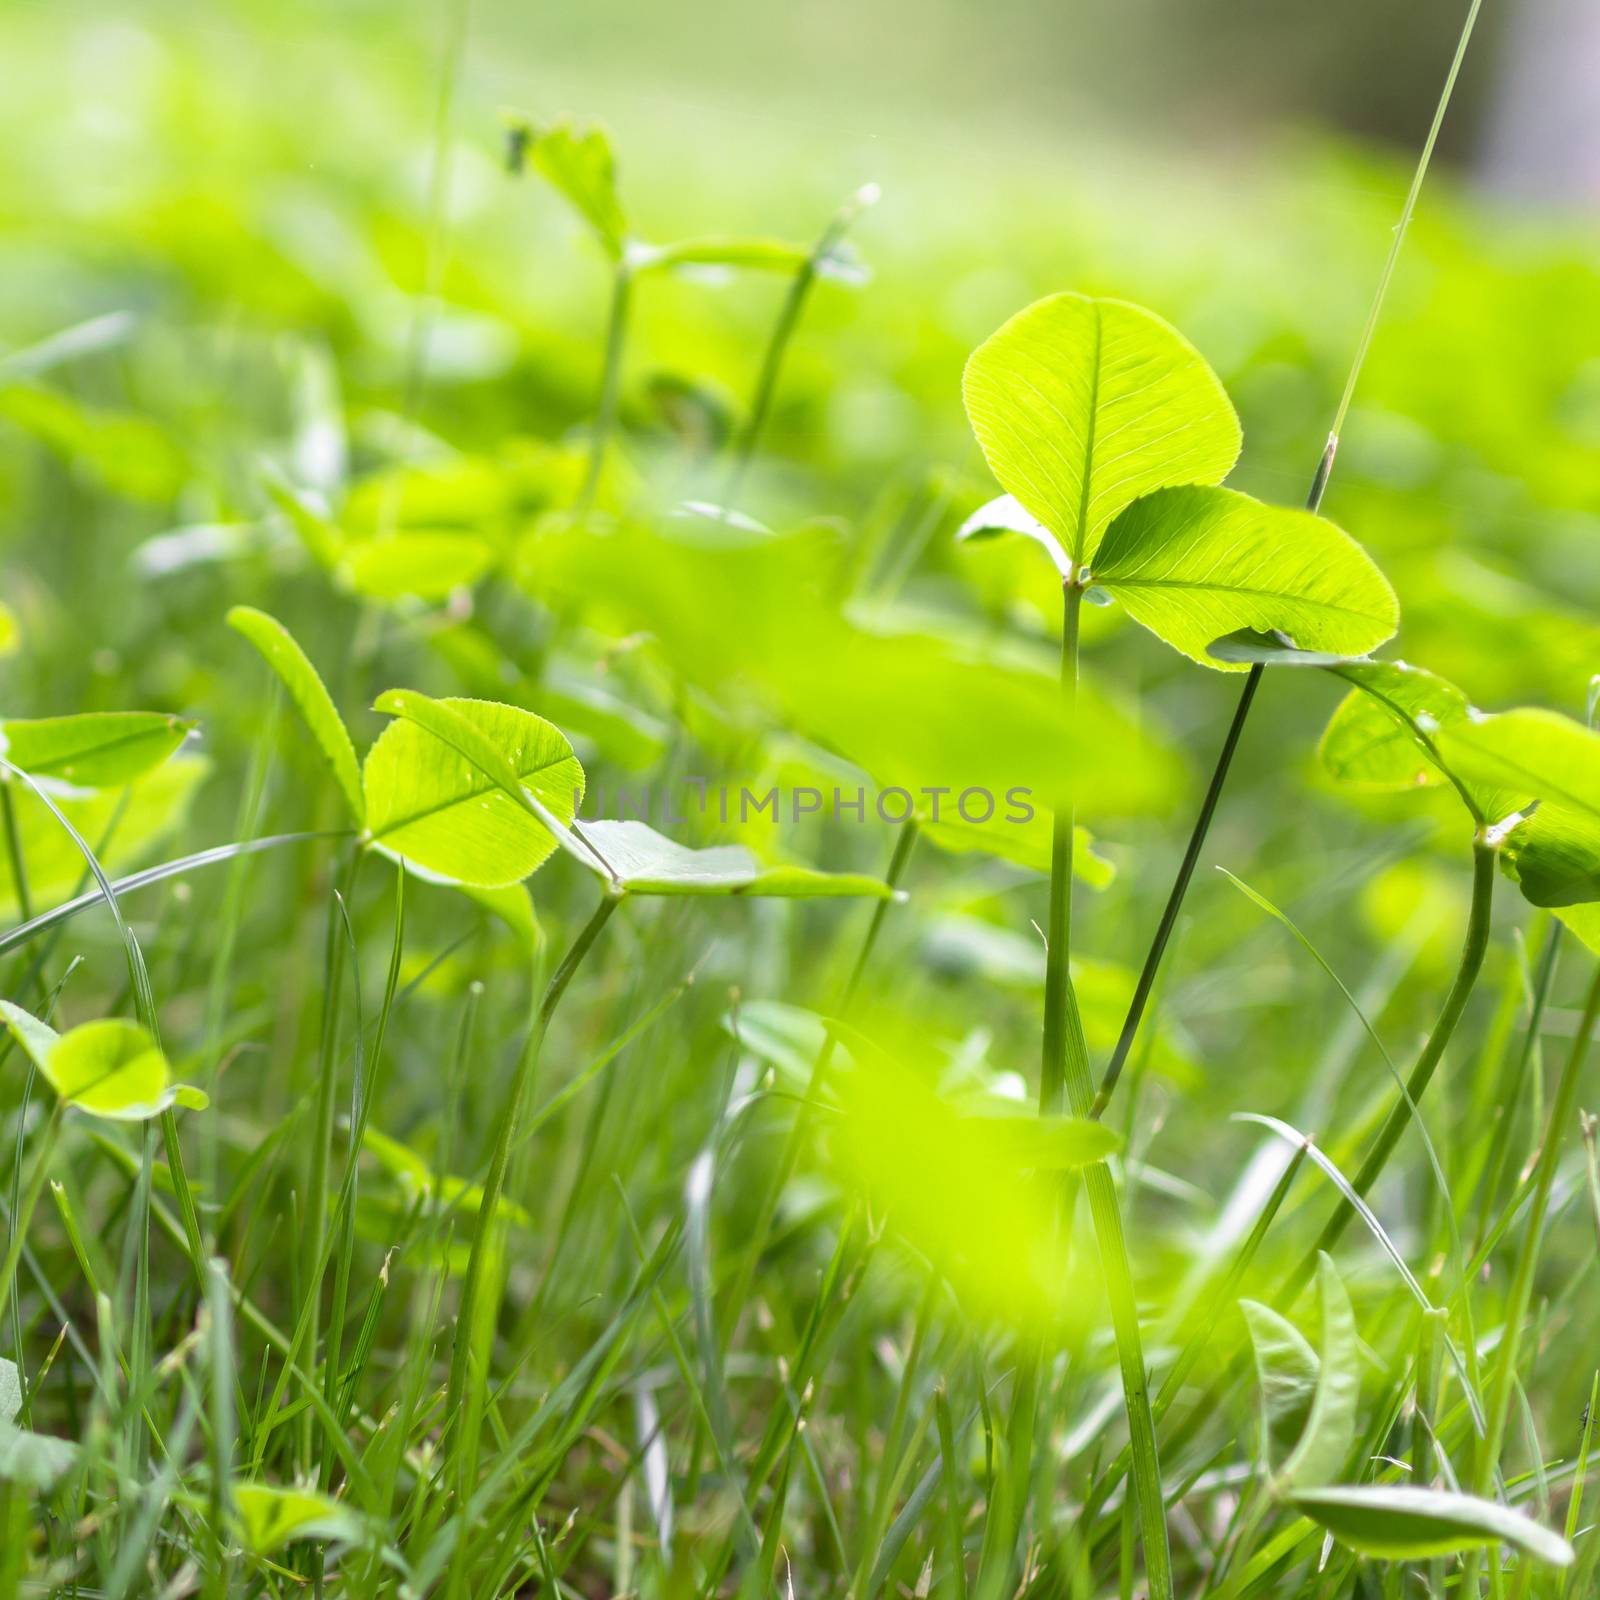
3, 4, 1600, 1597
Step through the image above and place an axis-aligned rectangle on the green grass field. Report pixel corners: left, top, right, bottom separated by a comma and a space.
4, 4, 1600, 1597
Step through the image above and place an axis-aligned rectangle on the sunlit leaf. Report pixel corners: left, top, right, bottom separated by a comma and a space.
1093, 486, 1398, 669
571, 819, 897, 899
459, 881, 541, 950
528, 119, 627, 257
339, 532, 495, 601
1279, 1253, 1359, 1490
362, 1126, 531, 1225
920, 817, 1115, 885
227, 605, 364, 824
1437, 710, 1600, 907
0, 601, 17, 658
1241, 1300, 1320, 1469
0, 756, 208, 920
365, 694, 583, 888
529, 521, 1186, 823
1207, 631, 1508, 820
233, 1482, 364, 1556
832, 1044, 1120, 1328
966, 1111, 1123, 1169
0, 712, 192, 790
962, 292, 1241, 567
1290, 1485, 1573, 1566
641, 236, 810, 275
1557, 900, 1600, 956
0, 1007, 207, 1121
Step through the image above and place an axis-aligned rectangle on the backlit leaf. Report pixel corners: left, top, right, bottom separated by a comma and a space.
570, 819, 896, 899
364, 695, 583, 888
1436, 710, 1600, 905
1279, 1253, 1359, 1490
233, 1482, 364, 1556
833, 1046, 1120, 1329
1, 711, 193, 790
362, 1126, 531, 1225
642, 236, 810, 275
0, 756, 207, 920
1206, 632, 1508, 821
962, 292, 1241, 567
1241, 1300, 1320, 1469
1290, 1485, 1573, 1566
1093, 487, 1398, 669
0, 1007, 208, 1121
339, 532, 495, 601
227, 605, 365, 825
0, 601, 17, 657
529, 120, 627, 257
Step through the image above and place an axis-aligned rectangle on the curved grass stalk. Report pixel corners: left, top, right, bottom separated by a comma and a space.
1092, 0, 1487, 1123
0, 832, 339, 959
1476, 961, 1600, 1491
443, 892, 619, 1497
0, 759, 207, 1304
1286, 837, 1496, 1294
0, 1103, 62, 1331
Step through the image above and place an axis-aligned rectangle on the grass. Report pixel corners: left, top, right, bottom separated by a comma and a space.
3, 2, 1600, 1598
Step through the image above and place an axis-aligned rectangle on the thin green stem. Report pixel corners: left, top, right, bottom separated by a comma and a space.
577, 261, 634, 515
1327, 0, 1485, 443
444, 893, 619, 1486
1091, 660, 1262, 1117
1287, 836, 1496, 1296
1091, 0, 1486, 1126
1477, 959, 1600, 1493
1042, 582, 1090, 1116
1475, 921, 1562, 1254
727, 185, 872, 503
300, 847, 360, 1472
1047, 581, 1172, 1600
0, 1102, 62, 1332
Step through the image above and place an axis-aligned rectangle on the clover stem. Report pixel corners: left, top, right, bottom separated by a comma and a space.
1040, 578, 1174, 1600
0, 1100, 62, 1333
444, 892, 619, 1493
727, 246, 816, 505
577, 260, 634, 516
727, 187, 868, 504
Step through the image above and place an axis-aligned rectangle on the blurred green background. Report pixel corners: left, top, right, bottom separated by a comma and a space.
4, 0, 1600, 1559
2, 0, 1598, 1204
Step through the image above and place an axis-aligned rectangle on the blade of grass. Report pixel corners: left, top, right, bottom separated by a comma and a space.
1091, 0, 1487, 1123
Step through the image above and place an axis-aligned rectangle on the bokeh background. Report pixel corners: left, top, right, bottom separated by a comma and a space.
2, 0, 1599, 1335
